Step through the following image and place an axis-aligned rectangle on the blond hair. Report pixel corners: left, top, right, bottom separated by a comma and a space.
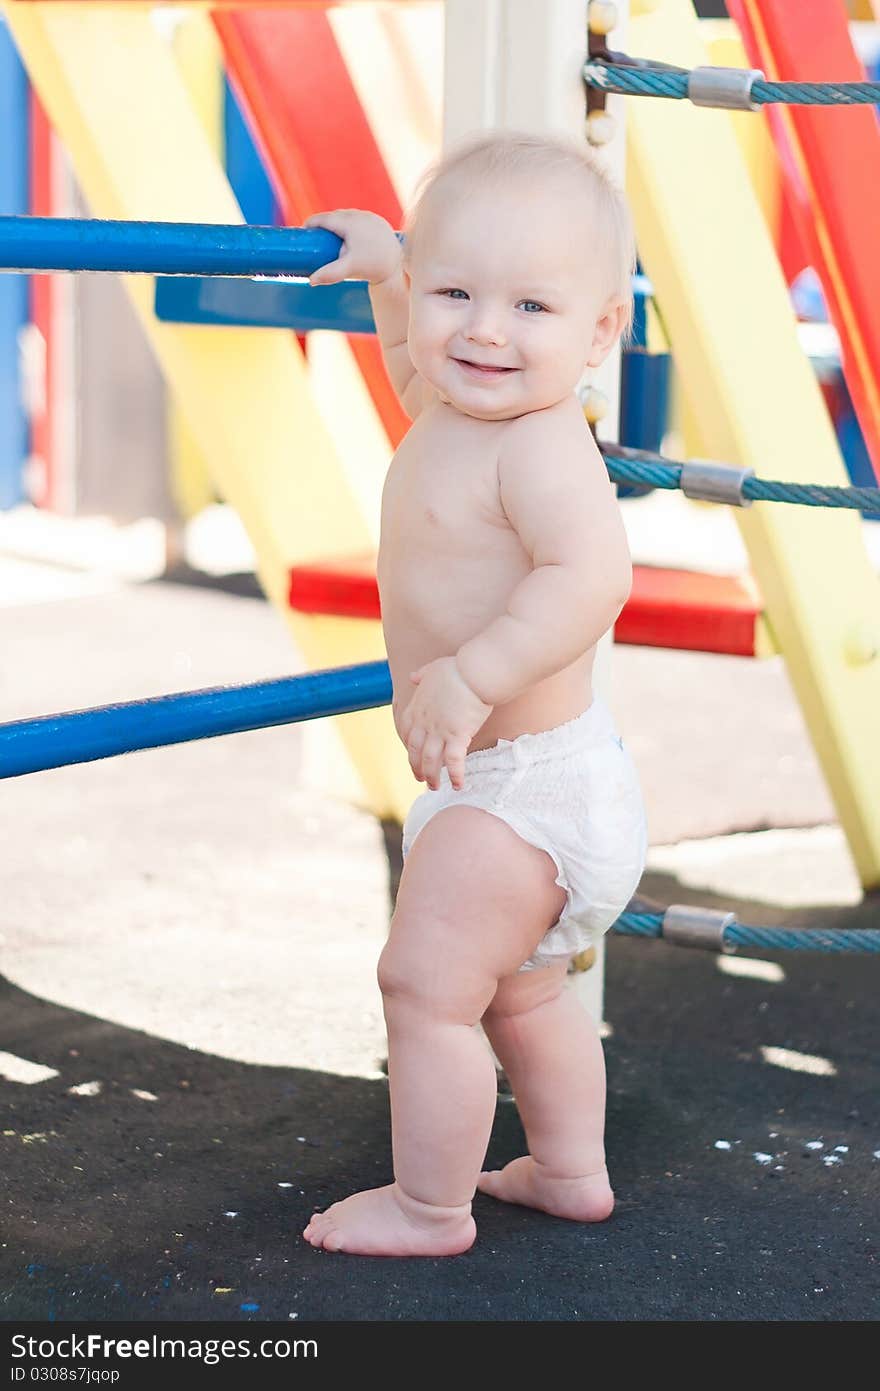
401, 129, 636, 334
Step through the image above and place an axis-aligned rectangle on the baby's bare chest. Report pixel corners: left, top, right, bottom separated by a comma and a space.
377, 414, 530, 634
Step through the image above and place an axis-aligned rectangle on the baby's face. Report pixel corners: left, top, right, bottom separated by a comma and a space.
404, 180, 620, 421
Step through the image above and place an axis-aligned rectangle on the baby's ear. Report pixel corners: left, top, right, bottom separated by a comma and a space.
585, 296, 629, 369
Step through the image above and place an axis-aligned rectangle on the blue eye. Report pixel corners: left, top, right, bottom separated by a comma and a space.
438, 290, 547, 312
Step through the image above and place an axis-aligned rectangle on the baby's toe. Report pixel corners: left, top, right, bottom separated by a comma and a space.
476, 1169, 501, 1195
303, 1210, 330, 1242
321, 1225, 345, 1252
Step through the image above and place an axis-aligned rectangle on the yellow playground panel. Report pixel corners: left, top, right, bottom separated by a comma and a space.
167, 10, 224, 525
672, 19, 780, 467
627, 0, 880, 887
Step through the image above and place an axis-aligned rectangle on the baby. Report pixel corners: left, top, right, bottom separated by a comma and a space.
301, 131, 647, 1256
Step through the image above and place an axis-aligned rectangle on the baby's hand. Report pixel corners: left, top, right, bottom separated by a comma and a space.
302, 209, 402, 287
398, 657, 493, 792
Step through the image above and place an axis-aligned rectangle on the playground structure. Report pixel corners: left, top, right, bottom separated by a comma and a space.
1, 0, 880, 1025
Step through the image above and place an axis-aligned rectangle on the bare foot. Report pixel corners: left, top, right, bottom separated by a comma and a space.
476, 1155, 614, 1222
302, 1182, 477, 1257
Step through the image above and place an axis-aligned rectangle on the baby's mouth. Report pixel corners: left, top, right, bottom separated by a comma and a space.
454, 359, 517, 375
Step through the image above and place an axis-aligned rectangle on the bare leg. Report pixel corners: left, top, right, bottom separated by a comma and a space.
302, 806, 568, 1256
477, 963, 614, 1221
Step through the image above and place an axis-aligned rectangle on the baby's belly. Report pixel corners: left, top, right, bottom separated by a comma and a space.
463, 655, 595, 751
382, 575, 596, 754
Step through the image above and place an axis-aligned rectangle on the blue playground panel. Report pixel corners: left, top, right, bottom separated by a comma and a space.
619, 351, 670, 459
224, 77, 280, 229
835, 386, 879, 519
0, 23, 29, 510
618, 271, 669, 496
791, 267, 880, 520
154, 273, 375, 334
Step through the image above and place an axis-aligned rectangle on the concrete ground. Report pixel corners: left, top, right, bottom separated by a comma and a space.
1, 495, 878, 1321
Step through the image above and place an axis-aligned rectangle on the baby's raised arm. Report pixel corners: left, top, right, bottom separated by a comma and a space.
303, 209, 418, 410
455, 414, 633, 708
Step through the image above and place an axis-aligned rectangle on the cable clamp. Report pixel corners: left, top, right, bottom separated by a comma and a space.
688, 65, 764, 112
662, 904, 737, 953
680, 459, 755, 507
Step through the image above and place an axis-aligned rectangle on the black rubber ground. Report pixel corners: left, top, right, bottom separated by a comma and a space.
3, 903, 877, 1323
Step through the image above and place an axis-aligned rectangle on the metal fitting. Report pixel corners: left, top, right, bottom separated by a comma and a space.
588, 1, 618, 37
586, 109, 616, 146
662, 904, 737, 953
580, 385, 609, 424
680, 459, 755, 507
571, 946, 597, 973
688, 65, 765, 112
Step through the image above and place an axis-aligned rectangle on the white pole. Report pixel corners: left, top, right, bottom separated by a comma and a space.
441, 0, 630, 1024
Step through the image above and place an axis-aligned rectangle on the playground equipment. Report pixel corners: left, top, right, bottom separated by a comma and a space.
593, 0, 880, 894
1, 1, 880, 1025
727, 0, 880, 484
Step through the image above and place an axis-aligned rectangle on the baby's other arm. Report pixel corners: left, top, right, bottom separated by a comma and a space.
369, 267, 421, 413
303, 209, 427, 417
454, 414, 633, 708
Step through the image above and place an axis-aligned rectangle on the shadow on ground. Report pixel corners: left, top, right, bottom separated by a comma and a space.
3, 856, 878, 1322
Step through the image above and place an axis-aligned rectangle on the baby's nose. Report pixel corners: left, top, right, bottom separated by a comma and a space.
466, 315, 506, 345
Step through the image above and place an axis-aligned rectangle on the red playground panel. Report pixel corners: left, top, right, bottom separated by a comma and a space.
289, 551, 381, 623
288, 556, 766, 657
28, 89, 54, 508
213, 6, 411, 449
729, 0, 880, 483
613, 565, 763, 656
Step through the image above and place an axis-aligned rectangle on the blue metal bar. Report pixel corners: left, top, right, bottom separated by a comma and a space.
0, 661, 393, 779
154, 274, 376, 334
0, 215, 344, 278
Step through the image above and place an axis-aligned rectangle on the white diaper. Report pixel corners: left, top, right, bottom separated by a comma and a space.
401, 695, 649, 972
